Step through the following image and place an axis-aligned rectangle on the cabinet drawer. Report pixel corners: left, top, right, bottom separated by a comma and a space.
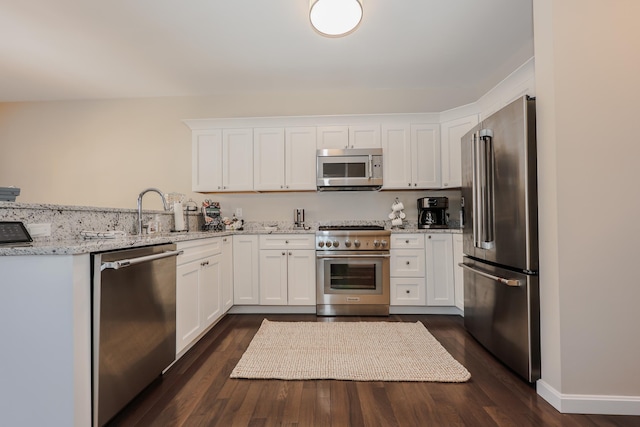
390, 249, 425, 277
390, 234, 425, 249
177, 237, 222, 265
259, 234, 315, 250
390, 277, 426, 306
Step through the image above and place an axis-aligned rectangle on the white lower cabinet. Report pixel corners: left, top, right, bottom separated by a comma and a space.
452, 233, 464, 310
233, 234, 260, 305
176, 238, 223, 355
390, 234, 426, 306
425, 233, 455, 306
259, 234, 316, 305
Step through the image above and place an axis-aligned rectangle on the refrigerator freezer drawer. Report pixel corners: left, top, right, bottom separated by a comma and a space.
462, 258, 540, 382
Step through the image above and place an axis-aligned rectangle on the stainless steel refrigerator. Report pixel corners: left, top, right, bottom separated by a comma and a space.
460, 95, 540, 382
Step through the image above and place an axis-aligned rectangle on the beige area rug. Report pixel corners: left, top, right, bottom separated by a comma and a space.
230, 320, 470, 382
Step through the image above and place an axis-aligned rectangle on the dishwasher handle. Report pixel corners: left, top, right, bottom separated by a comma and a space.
459, 262, 521, 287
101, 249, 184, 271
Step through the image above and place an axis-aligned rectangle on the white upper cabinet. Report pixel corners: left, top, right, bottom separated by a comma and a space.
254, 127, 316, 191
285, 127, 317, 190
192, 130, 223, 192
349, 125, 381, 148
440, 114, 479, 188
222, 129, 254, 191
411, 124, 441, 188
254, 128, 286, 190
192, 128, 253, 192
382, 123, 441, 189
317, 125, 381, 149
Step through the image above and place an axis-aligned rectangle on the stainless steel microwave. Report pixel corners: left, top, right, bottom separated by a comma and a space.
316, 148, 383, 191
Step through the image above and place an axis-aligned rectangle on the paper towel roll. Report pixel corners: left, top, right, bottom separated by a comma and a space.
174, 202, 185, 231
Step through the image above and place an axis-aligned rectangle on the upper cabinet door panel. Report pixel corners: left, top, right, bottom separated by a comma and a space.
316, 126, 349, 149
349, 125, 381, 148
285, 127, 317, 190
441, 114, 479, 188
254, 128, 285, 190
381, 124, 412, 189
222, 129, 254, 191
411, 124, 441, 189
192, 131, 223, 192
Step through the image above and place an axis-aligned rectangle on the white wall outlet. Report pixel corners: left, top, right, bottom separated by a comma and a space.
235, 208, 243, 217
26, 223, 51, 237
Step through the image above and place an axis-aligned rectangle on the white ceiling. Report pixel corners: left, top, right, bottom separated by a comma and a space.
0, 0, 534, 111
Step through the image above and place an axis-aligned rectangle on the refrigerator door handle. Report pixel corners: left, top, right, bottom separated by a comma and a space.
472, 129, 495, 250
459, 262, 521, 287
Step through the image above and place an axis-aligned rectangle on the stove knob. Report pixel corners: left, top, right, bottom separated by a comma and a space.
373, 240, 380, 248
381, 239, 388, 248
353, 239, 361, 248
332, 240, 340, 248
325, 241, 332, 248
318, 241, 325, 248
344, 240, 352, 248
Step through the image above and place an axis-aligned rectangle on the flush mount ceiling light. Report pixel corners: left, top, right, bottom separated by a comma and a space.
309, 0, 363, 37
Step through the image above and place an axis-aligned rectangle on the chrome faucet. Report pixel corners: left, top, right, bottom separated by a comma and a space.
137, 188, 170, 235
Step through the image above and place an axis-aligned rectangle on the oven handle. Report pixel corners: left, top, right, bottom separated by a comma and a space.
316, 254, 390, 259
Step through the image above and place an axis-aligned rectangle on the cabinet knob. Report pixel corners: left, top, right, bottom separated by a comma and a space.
406, 261, 410, 265
289, 252, 292, 256
223, 238, 227, 242
414, 183, 417, 187
217, 186, 221, 190
285, 240, 289, 244
428, 235, 432, 239
406, 290, 410, 294
405, 240, 409, 244
408, 183, 411, 187
282, 252, 286, 256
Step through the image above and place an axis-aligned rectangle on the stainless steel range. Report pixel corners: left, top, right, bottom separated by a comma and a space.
316, 225, 391, 316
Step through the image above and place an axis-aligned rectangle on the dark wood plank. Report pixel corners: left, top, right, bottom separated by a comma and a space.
107, 314, 640, 427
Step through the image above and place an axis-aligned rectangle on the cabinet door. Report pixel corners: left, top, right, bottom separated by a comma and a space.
390, 277, 426, 306
349, 125, 381, 148
192, 130, 223, 192
317, 126, 349, 149
222, 128, 254, 191
176, 261, 203, 353
259, 249, 288, 305
200, 253, 222, 328
254, 128, 285, 190
287, 250, 316, 305
382, 123, 412, 189
441, 115, 479, 188
411, 124, 441, 189
221, 236, 234, 313
425, 234, 455, 306
285, 127, 317, 190
390, 249, 426, 277
452, 234, 464, 310
233, 235, 260, 304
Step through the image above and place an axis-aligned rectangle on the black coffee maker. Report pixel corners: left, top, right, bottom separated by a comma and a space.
417, 197, 448, 229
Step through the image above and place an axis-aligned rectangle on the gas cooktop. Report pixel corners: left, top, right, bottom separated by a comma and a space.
317, 225, 385, 231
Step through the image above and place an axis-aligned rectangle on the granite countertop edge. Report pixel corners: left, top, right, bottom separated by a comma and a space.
0, 227, 463, 256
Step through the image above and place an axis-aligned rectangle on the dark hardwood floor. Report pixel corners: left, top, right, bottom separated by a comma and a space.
108, 314, 638, 426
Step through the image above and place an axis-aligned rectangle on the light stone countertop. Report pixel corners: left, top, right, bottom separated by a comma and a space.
0, 227, 461, 256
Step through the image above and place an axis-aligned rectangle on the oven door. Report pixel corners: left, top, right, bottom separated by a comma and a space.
316, 251, 390, 315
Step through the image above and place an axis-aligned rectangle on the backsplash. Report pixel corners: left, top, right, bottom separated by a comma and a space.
0, 202, 441, 242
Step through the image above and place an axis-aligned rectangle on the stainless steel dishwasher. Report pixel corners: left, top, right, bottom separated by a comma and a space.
91, 243, 181, 427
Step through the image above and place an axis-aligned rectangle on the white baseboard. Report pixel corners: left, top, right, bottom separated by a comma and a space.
537, 380, 640, 416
